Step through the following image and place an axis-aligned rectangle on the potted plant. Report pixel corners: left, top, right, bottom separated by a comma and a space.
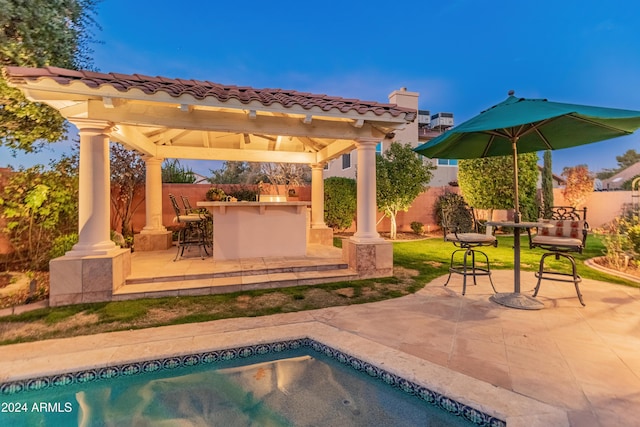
206, 187, 226, 201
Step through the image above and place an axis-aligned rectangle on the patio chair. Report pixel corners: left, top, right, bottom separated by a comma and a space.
181, 194, 213, 248
441, 204, 497, 295
169, 194, 210, 261
527, 206, 588, 306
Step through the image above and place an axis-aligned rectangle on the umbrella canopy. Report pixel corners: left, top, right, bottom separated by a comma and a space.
414, 92, 640, 221
415, 93, 640, 160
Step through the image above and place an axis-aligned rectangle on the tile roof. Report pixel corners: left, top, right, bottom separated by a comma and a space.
4, 66, 416, 121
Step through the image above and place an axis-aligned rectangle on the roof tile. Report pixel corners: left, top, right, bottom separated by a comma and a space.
3, 66, 416, 121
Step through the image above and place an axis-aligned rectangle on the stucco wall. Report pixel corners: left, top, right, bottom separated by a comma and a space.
551, 189, 633, 229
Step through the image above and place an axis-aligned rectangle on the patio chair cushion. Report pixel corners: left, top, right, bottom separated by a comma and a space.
531, 234, 583, 248
537, 219, 585, 239
173, 214, 205, 224
446, 232, 496, 244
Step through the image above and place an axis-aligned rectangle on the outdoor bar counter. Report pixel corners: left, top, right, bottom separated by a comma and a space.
197, 201, 310, 260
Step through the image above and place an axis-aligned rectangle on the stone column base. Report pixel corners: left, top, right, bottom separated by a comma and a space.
342, 239, 393, 278
308, 227, 334, 246
134, 231, 173, 251
49, 248, 131, 306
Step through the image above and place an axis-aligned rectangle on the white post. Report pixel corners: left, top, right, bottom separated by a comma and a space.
310, 163, 327, 228
141, 156, 167, 233
351, 138, 384, 242
66, 120, 117, 256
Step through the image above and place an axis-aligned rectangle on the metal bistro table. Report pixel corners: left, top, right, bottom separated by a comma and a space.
486, 220, 553, 310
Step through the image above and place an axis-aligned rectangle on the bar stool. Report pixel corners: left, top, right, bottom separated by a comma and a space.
527, 206, 588, 306
169, 194, 209, 261
441, 203, 498, 295
181, 195, 213, 249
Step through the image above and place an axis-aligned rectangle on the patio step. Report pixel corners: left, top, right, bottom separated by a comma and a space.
114, 262, 358, 300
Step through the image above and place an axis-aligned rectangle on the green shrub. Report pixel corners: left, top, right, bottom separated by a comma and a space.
161, 159, 196, 183
601, 216, 637, 269
410, 221, 424, 235
434, 192, 469, 229
627, 223, 640, 254
324, 177, 357, 231
49, 233, 78, 259
226, 186, 258, 201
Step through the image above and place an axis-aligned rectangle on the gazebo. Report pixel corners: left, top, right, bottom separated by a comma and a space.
4, 66, 417, 306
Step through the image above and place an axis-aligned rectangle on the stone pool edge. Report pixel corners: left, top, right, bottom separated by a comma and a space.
0, 322, 568, 427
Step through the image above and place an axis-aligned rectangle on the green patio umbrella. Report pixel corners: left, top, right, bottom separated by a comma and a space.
415, 91, 640, 222
414, 91, 640, 309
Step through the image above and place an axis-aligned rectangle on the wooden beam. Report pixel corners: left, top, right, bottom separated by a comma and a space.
316, 139, 355, 163
157, 145, 316, 164
110, 125, 158, 157
59, 101, 89, 118
85, 99, 383, 140
298, 136, 325, 152
103, 97, 115, 108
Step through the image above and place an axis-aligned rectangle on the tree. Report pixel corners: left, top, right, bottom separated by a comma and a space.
0, 155, 79, 269
324, 177, 357, 231
541, 150, 554, 215
595, 149, 640, 180
0, 0, 100, 152
458, 152, 539, 221
261, 163, 310, 194
376, 142, 435, 240
110, 143, 145, 243
162, 159, 196, 183
616, 149, 640, 170
208, 161, 265, 184
561, 165, 593, 208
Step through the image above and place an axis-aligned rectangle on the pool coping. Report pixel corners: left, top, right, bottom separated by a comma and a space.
0, 322, 568, 426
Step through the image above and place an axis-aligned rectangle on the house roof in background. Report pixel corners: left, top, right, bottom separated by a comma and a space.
602, 161, 640, 189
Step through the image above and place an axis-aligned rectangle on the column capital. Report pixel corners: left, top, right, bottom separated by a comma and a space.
355, 137, 380, 147
143, 156, 165, 165
68, 118, 114, 134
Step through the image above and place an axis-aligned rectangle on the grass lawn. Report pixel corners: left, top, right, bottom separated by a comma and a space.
0, 233, 636, 345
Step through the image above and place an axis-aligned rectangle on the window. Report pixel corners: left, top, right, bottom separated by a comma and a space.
323, 162, 329, 170
342, 153, 351, 169
437, 159, 458, 166
375, 141, 383, 155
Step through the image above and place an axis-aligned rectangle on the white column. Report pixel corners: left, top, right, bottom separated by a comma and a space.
141, 156, 167, 233
310, 163, 327, 228
351, 138, 384, 242
66, 120, 118, 256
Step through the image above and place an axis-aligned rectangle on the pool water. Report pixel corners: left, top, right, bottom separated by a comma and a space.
1, 340, 500, 426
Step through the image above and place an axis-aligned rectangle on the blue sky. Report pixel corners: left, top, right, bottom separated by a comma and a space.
3, 0, 640, 175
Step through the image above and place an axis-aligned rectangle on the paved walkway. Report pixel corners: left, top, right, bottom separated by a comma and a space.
2, 270, 639, 426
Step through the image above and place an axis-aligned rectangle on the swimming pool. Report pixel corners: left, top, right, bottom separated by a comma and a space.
1, 338, 502, 426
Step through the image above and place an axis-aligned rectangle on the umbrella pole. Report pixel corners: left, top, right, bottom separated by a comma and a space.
489, 137, 545, 310
512, 138, 521, 293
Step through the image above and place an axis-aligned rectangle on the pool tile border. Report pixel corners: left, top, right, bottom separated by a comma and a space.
2, 338, 503, 427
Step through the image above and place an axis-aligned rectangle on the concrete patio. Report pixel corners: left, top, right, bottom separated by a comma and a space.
1, 270, 639, 426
